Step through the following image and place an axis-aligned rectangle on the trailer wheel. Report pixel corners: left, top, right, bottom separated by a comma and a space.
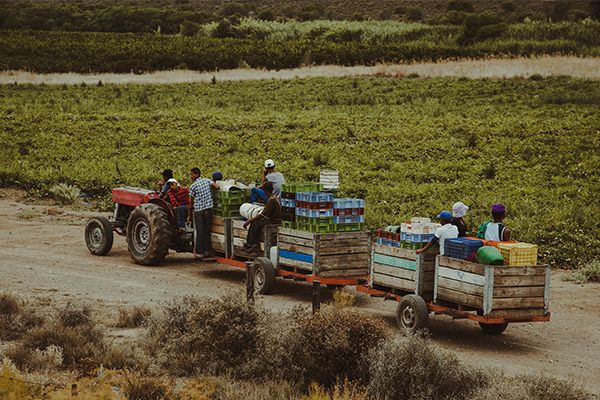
85, 217, 114, 256
396, 295, 429, 334
479, 322, 508, 335
127, 204, 174, 265
253, 257, 276, 294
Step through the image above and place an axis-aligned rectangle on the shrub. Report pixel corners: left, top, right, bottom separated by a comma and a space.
122, 372, 174, 400
116, 305, 152, 328
58, 303, 93, 327
0, 293, 21, 316
48, 183, 80, 205
447, 0, 475, 13
209, 378, 301, 400
0, 294, 43, 341
179, 20, 199, 37
367, 335, 486, 400
570, 260, 600, 283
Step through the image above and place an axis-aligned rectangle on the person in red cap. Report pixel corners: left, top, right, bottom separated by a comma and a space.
416, 210, 458, 256
479, 203, 511, 242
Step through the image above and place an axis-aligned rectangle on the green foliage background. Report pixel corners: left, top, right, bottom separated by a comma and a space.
1, 77, 599, 267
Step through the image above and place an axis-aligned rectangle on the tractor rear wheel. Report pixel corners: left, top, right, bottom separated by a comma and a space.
85, 217, 114, 256
127, 204, 174, 265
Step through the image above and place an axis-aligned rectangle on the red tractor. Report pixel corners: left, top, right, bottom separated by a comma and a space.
84, 187, 194, 265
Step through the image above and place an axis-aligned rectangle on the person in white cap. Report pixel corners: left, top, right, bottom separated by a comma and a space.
262, 159, 285, 198
451, 201, 469, 237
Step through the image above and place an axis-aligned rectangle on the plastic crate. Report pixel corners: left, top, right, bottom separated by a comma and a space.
283, 183, 323, 193
297, 216, 334, 225
295, 200, 334, 209
214, 208, 241, 218
333, 208, 364, 216
296, 208, 334, 218
281, 198, 296, 208
282, 221, 297, 229
333, 215, 364, 224
496, 243, 538, 266
375, 237, 400, 247
296, 192, 334, 202
282, 192, 296, 200
444, 238, 484, 260
399, 241, 422, 250
298, 223, 335, 233
334, 223, 364, 232
400, 232, 435, 243
333, 198, 365, 209
282, 207, 296, 221
215, 190, 246, 200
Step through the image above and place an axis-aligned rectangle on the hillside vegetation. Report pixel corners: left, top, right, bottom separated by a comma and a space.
1, 77, 599, 266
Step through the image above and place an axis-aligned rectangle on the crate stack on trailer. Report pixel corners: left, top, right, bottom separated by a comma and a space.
281, 183, 323, 230
213, 189, 249, 218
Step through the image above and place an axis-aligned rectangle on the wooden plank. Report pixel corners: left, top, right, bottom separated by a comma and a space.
372, 263, 416, 281
317, 253, 369, 270
210, 224, 225, 234
318, 238, 369, 248
318, 245, 369, 256
278, 241, 314, 255
492, 266, 547, 276
372, 273, 415, 291
492, 297, 545, 309
278, 257, 313, 271
437, 276, 484, 297
233, 227, 248, 239
421, 260, 436, 271
373, 244, 417, 260
372, 253, 417, 271
494, 275, 546, 287
318, 231, 370, 241
488, 308, 547, 318
493, 286, 545, 298
438, 256, 485, 275
278, 227, 315, 240
278, 234, 315, 248
212, 216, 225, 226
438, 266, 485, 286
232, 237, 264, 250
318, 269, 367, 278
436, 287, 483, 309
231, 219, 246, 229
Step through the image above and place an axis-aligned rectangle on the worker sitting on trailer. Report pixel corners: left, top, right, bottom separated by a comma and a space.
212, 171, 223, 186
416, 210, 458, 256
157, 169, 174, 200
243, 182, 282, 250
451, 201, 469, 237
166, 178, 190, 229
250, 159, 285, 203
478, 203, 511, 242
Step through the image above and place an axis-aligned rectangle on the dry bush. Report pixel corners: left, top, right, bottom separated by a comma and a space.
58, 303, 93, 327
122, 371, 174, 400
210, 378, 301, 400
303, 380, 369, 400
147, 294, 261, 376
0, 293, 43, 341
103, 341, 152, 372
367, 335, 487, 400
331, 288, 357, 308
116, 306, 152, 328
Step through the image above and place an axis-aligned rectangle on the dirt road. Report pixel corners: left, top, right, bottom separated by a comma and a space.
1, 191, 599, 394
1, 56, 599, 85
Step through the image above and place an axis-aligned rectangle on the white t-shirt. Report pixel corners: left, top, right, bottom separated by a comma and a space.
484, 222, 505, 242
435, 223, 459, 256
266, 171, 285, 197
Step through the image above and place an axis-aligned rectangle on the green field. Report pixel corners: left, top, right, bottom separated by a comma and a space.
1, 77, 599, 266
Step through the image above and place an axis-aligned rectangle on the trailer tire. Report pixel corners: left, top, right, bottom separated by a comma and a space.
253, 257, 276, 294
85, 217, 114, 256
127, 204, 174, 265
396, 295, 429, 334
479, 322, 508, 335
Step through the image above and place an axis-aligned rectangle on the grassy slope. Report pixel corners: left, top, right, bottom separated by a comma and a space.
1, 77, 599, 266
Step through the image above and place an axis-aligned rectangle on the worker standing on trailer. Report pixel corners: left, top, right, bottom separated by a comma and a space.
416, 210, 458, 256
189, 167, 216, 259
478, 203, 511, 242
451, 201, 469, 237
243, 182, 282, 250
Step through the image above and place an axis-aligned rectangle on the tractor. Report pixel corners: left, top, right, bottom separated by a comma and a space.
84, 187, 194, 265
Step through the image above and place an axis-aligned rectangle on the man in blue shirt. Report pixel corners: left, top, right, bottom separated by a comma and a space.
189, 167, 216, 259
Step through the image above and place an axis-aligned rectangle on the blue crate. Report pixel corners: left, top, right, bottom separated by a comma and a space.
376, 237, 401, 247
296, 192, 334, 202
334, 198, 365, 208
281, 198, 296, 208
296, 208, 334, 218
401, 232, 435, 243
333, 215, 365, 224
444, 238, 484, 260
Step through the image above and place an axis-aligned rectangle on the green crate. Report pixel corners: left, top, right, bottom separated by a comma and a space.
282, 221, 297, 229
215, 190, 246, 201
334, 223, 364, 232
297, 216, 334, 225
214, 208, 241, 218
214, 197, 245, 206
282, 182, 323, 193
399, 240, 427, 250
297, 223, 335, 233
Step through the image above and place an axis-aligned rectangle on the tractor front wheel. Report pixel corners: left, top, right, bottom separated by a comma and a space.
127, 204, 174, 265
85, 217, 114, 256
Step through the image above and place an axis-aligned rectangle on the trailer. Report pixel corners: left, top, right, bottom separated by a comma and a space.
358, 243, 551, 334
210, 216, 370, 294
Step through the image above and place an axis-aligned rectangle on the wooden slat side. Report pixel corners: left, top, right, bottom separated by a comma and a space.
438, 266, 486, 286
212, 216, 225, 226
492, 297, 545, 309
372, 244, 417, 260
232, 237, 264, 250
318, 231, 370, 241
493, 266, 547, 276
493, 286, 545, 298
436, 287, 483, 309
278, 257, 313, 271
318, 238, 369, 248
494, 275, 546, 287
278, 227, 315, 240
372, 263, 417, 281
318, 245, 370, 256
372, 253, 417, 271
318, 269, 367, 278
437, 276, 484, 297
278, 241, 314, 255
488, 308, 547, 318
231, 219, 246, 229
233, 227, 248, 239
278, 234, 316, 248
438, 256, 485, 275
210, 225, 225, 235
372, 273, 415, 292
317, 253, 369, 272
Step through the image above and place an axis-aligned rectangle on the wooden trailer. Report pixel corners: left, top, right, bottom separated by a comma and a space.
210, 217, 370, 294
358, 246, 551, 335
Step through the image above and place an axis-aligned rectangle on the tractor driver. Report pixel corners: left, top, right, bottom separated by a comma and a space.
166, 178, 190, 229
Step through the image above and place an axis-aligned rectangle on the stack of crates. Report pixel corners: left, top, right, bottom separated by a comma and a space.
496, 242, 538, 266
444, 237, 484, 261
333, 198, 365, 232
213, 190, 247, 218
398, 218, 439, 249
375, 227, 401, 247
281, 183, 323, 229
296, 192, 335, 233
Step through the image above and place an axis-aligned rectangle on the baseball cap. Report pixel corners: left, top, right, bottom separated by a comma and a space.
264, 159, 275, 168
436, 210, 452, 220
212, 171, 223, 181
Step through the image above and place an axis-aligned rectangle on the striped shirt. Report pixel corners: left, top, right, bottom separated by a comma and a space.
189, 178, 213, 211
168, 187, 189, 207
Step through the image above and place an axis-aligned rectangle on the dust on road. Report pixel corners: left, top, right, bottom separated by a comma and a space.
1, 56, 599, 85
1, 190, 599, 394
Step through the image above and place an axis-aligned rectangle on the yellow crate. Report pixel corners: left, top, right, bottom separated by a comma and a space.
497, 242, 538, 266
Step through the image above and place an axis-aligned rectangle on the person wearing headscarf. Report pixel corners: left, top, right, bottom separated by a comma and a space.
481, 203, 511, 242
451, 201, 469, 237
